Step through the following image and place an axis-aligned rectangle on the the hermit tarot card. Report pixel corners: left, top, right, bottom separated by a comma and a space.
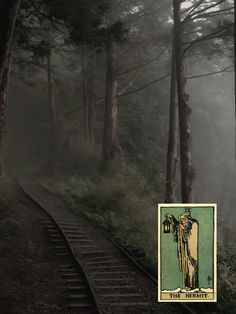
158, 204, 217, 302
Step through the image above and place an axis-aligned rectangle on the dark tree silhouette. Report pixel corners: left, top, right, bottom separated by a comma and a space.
0, 0, 21, 174
173, 0, 195, 203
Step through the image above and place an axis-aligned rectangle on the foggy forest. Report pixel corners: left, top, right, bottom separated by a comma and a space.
0, 0, 235, 313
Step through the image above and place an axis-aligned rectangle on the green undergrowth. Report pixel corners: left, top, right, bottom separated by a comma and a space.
218, 243, 236, 312
44, 158, 161, 268
42, 159, 236, 310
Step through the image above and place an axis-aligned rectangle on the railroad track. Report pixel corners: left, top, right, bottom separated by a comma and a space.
40, 216, 99, 313
16, 177, 195, 314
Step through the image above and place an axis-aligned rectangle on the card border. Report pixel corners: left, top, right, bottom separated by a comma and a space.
157, 203, 217, 303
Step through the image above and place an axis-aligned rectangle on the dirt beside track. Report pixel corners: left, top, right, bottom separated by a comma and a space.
0, 182, 76, 314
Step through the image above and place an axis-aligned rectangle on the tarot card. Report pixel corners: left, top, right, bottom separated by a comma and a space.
158, 204, 217, 302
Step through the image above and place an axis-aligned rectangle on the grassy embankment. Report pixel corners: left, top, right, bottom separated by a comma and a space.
43, 155, 236, 310
44, 157, 161, 269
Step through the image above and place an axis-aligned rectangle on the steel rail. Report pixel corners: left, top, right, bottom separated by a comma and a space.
37, 182, 196, 314
20, 178, 196, 314
17, 180, 102, 314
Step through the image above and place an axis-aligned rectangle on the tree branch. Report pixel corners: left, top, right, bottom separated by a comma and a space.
119, 72, 170, 98
123, 2, 172, 25
191, 7, 234, 20
118, 68, 140, 96
183, 22, 234, 56
117, 38, 171, 77
26, 0, 69, 37
183, 0, 205, 21
12, 59, 58, 80
183, 0, 227, 22
186, 65, 233, 79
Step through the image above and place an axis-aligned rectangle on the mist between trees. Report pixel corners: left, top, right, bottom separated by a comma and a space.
0, 0, 235, 306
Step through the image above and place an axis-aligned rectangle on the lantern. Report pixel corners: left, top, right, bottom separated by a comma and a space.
163, 218, 171, 233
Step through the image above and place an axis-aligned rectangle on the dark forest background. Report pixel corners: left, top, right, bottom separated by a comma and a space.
0, 0, 235, 311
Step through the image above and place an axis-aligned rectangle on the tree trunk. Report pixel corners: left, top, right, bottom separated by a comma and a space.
0, 0, 21, 174
173, 0, 195, 203
0, 53, 11, 175
81, 48, 97, 144
88, 98, 95, 144
165, 47, 178, 203
234, 0, 236, 160
102, 41, 121, 164
87, 51, 98, 145
81, 48, 89, 140
46, 50, 56, 174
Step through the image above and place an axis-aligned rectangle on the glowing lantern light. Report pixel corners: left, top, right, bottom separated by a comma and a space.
163, 218, 171, 233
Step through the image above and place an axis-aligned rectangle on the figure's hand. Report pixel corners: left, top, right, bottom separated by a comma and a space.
165, 213, 173, 219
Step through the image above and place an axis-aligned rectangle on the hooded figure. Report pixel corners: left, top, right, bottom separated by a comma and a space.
167, 209, 199, 290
